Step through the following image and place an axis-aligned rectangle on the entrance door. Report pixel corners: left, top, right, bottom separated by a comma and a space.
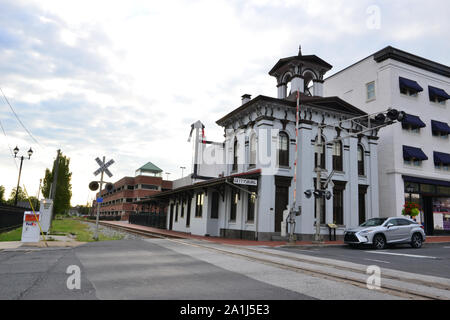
423, 197, 434, 235
169, 203, 174, 230
275, 186, 289, 232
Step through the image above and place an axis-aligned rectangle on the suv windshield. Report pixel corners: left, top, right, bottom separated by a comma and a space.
360, 218, 387, 227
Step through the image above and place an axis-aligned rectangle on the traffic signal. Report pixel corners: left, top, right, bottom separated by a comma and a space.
386, 109, 399, 120
374, 113, 386, 122
386, 109, 406, 121
313, 190, 323, 198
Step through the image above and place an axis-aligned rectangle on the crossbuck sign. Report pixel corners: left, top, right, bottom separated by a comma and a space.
94, 157, 114, 178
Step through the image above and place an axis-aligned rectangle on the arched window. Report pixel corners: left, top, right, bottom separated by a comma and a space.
332, 141, 343, 171
249, 134, 256, 167
358, 145, 365, 176
303, 72, 315, 96
278, 132, 289, 167
314, 135, 326, 169
232, 138, 238, 172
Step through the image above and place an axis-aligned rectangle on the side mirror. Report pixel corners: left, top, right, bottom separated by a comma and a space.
386, 223, 394, 228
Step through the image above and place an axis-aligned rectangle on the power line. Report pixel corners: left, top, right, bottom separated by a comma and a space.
0, 117, 19, 170
0, 86, 41, 147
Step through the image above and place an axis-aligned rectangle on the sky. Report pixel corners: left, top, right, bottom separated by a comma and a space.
0, 0, 449, 206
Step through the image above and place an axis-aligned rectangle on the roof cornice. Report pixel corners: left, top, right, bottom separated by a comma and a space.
373, 46, 450, 78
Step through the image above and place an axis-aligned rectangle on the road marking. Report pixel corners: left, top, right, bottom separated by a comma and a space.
365, 251, 438, 259
364, 258, 390, 264
444, 246, 450, 249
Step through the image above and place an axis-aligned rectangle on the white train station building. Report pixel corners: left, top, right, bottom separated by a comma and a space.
146, 48, 387, 241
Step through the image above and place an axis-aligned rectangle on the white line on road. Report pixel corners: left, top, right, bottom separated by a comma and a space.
365, 251, 438, 259
364, 258, 390, 264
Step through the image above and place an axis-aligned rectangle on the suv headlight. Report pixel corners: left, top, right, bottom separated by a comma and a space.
359, 229, 374, 235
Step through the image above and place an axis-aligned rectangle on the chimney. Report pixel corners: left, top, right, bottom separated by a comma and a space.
241, 94, 251, 105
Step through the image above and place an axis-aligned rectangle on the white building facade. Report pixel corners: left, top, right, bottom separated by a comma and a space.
324, 46, 450, 235
145, 48, 384, 240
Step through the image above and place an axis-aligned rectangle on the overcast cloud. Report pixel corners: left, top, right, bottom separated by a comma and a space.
0, 0, 449, 205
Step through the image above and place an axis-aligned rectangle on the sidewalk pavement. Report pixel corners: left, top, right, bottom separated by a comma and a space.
99, 221, 340, 247
100, 220, 450, 247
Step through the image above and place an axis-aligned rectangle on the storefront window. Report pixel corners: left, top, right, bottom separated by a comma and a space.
433, 198, 450, 231
437, 186, 450, 196
420, 184, 436, 194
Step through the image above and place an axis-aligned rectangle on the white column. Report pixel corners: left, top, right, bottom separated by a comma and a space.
277, 84, 287, 99
313, 80, 324, 97
348, 137, 359, 228
368, 141, 380, 219
291, 76, 304, 95
296, 121, 314, 235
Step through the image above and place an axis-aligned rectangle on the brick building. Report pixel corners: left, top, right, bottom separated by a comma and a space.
93, 162, 172, 220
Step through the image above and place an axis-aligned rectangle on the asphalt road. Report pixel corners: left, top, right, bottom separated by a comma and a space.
276, 243, 450, 279
0, 240, 312, 300
4, 239, 445, 300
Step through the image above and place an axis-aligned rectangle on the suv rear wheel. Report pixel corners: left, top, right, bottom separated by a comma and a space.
373, 234, 386, 250
410, 233, 423, 249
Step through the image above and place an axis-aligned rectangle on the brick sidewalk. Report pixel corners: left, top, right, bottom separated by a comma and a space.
100, 220, 450, 247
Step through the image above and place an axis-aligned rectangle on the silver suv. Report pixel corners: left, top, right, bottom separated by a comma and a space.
344, 217, 426, 249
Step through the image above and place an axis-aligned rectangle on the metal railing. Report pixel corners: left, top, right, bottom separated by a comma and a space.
0, 204, 25, 233
128, 212, 166, 230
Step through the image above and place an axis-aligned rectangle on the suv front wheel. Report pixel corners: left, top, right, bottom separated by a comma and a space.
372, 234, 386, 250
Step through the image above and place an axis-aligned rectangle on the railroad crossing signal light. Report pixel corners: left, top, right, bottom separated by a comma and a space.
105, 183, 114, 192
89, 181, 99, 191
304, 190, 312, 199
325, 190, 332, 200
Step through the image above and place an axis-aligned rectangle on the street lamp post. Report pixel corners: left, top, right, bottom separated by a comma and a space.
180, 166, 186, 178
13, 146, 33, 206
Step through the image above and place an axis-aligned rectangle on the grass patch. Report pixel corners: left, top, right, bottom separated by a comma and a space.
51, 218, 123, 242
0, 219, 123, 242
0, 227, 22, 241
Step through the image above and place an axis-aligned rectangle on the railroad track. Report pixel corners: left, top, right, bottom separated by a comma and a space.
98, 221, 450, 300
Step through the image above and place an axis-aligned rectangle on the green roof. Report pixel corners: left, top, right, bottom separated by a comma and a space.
136, 162, 163, 173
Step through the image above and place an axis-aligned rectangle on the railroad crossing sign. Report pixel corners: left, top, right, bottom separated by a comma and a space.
93, 157, 114, 177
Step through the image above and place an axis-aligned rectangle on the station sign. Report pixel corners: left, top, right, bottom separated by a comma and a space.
233, 178, 258, 186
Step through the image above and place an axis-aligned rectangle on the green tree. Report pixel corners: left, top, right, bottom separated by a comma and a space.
42, 152, 72, 215
42, 168, 52, 199
7, 186, 27, 205
0, 185, 5, 203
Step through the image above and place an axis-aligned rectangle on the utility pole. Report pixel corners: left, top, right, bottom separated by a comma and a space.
37, 178, 42, 200
49, 149, 61, 228
288, 91, 301, 243
94, 156, 105, 241
314, 126, 324, 242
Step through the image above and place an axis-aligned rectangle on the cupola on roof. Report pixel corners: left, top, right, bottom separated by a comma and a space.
269, 45, 333, 99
